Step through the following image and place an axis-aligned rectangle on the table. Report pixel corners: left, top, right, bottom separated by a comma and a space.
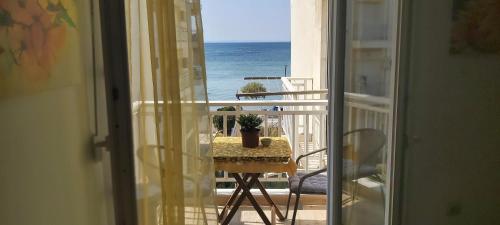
213, 137, 297, 225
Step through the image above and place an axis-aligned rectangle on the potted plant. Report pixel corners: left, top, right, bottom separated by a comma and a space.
236, 114, 263, 148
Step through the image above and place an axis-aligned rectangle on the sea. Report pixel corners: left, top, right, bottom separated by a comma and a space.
204, 42, 291, 101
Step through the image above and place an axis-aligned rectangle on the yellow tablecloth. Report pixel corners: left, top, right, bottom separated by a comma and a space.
212, 137, 297, 176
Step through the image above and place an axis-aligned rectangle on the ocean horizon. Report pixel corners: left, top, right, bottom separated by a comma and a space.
204, 41, 291, 44
204, 42, 291, 101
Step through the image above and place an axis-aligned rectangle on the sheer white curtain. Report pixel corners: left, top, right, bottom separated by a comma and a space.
126, 0, 217, 224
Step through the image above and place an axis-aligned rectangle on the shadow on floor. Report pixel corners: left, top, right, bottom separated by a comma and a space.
223, 206, 327, 225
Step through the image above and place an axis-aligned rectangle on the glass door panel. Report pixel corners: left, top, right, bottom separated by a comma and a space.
341, 0, 397, 224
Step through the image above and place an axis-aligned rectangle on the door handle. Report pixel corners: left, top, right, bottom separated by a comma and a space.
93, 135, 110, 161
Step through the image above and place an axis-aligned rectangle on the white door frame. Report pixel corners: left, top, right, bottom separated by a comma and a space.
326, 0, 347, 224
326, 0, 406, 224
99, 0, 138, 224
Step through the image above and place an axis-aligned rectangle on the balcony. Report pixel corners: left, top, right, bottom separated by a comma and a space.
206, 77, 391, 225
131, 76, 390, 224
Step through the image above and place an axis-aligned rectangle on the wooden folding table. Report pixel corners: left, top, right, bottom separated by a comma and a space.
213, 137, 297, 225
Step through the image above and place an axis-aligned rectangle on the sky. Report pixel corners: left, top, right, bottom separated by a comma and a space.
200, 0, 291, 43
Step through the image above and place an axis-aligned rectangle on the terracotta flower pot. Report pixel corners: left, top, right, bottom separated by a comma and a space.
240, 129, 260, 148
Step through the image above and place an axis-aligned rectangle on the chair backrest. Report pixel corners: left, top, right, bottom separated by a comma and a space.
343, 128, 386, 168
136, 145, 163, 186
137, 144, 213, 188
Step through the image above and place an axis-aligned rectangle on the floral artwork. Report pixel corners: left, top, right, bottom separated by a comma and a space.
0, 0, 77, 97
451, 0, 500, 54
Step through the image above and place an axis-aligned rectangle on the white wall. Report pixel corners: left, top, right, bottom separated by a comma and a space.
400, 0, 500, 224
0, 89, 110, 225
0, 1, 113, 225
290, 0, 328, 90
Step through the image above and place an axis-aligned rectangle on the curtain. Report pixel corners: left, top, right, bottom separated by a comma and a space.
126, 0, 217, 225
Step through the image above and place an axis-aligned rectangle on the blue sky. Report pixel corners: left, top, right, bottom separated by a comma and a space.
200, 0, 291, 43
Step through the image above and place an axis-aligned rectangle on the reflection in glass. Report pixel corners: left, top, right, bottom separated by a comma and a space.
342, 0, 396, 224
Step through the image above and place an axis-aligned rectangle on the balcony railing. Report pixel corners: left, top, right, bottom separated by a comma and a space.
209, 99, 329, 184
281, 76, 391, 139
280, 76, 392, 174
209, 77, 391, 186
132, 78, 392, 188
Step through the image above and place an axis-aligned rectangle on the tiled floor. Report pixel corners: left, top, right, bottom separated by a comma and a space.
221, 197, 384, 225
217, 178, 385, 225
223, 205, 327, 225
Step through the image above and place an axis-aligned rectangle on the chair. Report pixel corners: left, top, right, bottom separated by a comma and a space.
285, 128, 386, 225
137, 145, 214, 225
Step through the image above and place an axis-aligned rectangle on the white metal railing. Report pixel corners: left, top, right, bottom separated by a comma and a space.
281, 76, 392, 132
281, 77, 328, 177
131, 78, 392, 187
209, 100, 328, 184
282, 77, 315, 95
343, 92, 392, 143
343, 92, 392, 164
281, 77, 392, 175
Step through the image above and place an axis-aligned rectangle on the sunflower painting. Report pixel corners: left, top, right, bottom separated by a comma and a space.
0, 0, 78, 97
451, 0, 500, 54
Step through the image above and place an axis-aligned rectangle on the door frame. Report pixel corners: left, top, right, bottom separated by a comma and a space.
97, 0, 412, 224
390, 0, 412, 224
326, 0, 347, 224
326, 0, 407, 224
99, 1, 138, 225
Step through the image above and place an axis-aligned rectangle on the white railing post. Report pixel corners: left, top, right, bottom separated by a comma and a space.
278, 115, 282, 136
223, 114, 227, 137
264, 114, 269, 136
304, 114, 310, 171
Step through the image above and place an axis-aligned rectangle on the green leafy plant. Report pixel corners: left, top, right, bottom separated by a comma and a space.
213, 106, 236, 133
240, 82, 267, 99
236, 114, 263, 131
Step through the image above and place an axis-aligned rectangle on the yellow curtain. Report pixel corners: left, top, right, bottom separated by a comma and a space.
126, 0, 217, 225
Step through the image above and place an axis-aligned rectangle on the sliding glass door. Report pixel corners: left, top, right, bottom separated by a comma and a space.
329, 0, 400, 224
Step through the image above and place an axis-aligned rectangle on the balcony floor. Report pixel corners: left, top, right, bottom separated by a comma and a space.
216, 184, 384, 225
220, 199, 384, 225
220, 205, 326, 225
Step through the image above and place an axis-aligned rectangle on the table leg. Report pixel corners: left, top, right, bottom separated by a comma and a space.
234, 173, 271, 225
255, 179, 286, 221
219, 173, 251, 221
271, 207, 276, 225
220, 173, 260, 225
